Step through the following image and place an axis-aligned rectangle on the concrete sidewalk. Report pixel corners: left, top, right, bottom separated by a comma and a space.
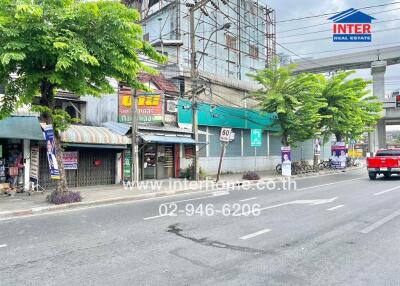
0, 167, 362, 220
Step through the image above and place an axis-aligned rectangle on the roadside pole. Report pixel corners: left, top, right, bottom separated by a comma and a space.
251, 129, 262, 171
131, 89, 139, 186
189, 6, 199, 181
216, 142, 228, 183
216, 128, 232, 183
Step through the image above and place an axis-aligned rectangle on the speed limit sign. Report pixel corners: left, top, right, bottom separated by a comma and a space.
219, 128, 232, 142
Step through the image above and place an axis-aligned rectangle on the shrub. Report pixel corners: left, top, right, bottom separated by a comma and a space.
199, 167, 207, 180
46, 190, 82, 205
242, 171, 260, 180
179, 165, 192, 179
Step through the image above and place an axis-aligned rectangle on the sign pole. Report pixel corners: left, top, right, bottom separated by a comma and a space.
216, 142, 227, 183
131, 89, 139, 186
254, 147, 257, 171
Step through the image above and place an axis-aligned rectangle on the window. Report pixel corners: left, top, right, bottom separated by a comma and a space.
249, 45, 259, 59
65, 105, 77, 119
143, 33, 149, 42
148, 0, 159, 8
226, 34, 237, 50
0, 85, 5, 95
376, 150, 400, 156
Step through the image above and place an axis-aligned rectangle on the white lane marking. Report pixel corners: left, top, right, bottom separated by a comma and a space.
259, 197, 338, 211
360, 210, 400, 234
0, 189, 228, 222
165, 193, 229, 205
143, 214, 176, 220
238, 197, 338, 216
327, 204, 344, 211
0, 244, 7, 248
296, 177, 363, 191
213, 191, 230, 196
239, 197, 257, 202
240, 228, 271, 240
374, 185, 400, 196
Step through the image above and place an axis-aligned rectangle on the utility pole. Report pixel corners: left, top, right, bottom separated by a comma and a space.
189, 5, 199, 181
131, 89, 139, 186
188, 0, 216, 181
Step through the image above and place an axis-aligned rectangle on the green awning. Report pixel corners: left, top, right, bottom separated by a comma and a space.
0, 116, 44, 140
177, 99, 279, 131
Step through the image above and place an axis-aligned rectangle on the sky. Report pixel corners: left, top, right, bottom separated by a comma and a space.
268, 0, 400, 99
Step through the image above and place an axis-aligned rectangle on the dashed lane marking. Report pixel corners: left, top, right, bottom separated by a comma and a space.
360, 210, 400, 234
239, 228, 271, 240
239, 197, 257, 202
374, 186, 400, 196
327, 204, 344, 211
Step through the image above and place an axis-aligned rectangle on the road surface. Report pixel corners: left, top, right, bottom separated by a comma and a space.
1, 169, 400, 285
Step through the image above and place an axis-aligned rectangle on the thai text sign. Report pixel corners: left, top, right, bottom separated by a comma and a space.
63, 151, 78, 170
30, 146, 39, 180
118, 87, 164, 123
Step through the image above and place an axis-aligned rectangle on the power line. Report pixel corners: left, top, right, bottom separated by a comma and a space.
276, 1, 400, 23
278, 6, 400, 33
279, 18, 400, 39
280, 26, 400, 45
291, 41, 400, 57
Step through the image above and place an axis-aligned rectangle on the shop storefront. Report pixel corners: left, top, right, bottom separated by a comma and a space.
120, 132, 202, 181
0, 116, 43, 193
38, 124, 130, 190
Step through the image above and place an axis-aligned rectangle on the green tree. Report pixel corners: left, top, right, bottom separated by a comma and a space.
248, 59, 327, 146
315, 71, 382, 142
0, 0, 165, 195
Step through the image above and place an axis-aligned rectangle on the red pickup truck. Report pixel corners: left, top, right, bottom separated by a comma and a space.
367, 149, 400, 180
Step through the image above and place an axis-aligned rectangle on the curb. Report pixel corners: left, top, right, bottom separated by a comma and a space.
0, 166, 363, 220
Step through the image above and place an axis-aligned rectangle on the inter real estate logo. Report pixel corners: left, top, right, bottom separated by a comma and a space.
328, 8, 375, 42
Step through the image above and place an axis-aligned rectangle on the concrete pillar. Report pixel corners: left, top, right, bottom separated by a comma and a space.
371, 60, 386, 100
368, 119, 386, 154
369, 61, 387, 154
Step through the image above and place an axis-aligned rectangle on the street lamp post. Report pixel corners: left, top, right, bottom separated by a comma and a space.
196, 22, 232, 68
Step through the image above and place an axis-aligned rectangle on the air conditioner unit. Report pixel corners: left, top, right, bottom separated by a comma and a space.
166, 100, 178, 113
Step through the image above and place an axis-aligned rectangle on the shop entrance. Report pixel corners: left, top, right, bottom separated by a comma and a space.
142, 144, 175, 180
143, 144, 157, 179
0, 139, 24, 189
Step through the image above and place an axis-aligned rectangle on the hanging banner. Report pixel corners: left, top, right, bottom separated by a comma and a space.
43, 125, 60, 180
281, 146, 292, 176
314, 138, 321, 155
331, 143, 348, 169
29, 146, 40, 180
118, 87, 164, 123
63, 151, 78, 170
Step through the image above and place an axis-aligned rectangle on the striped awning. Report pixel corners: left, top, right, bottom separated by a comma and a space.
60, 125, 131, 145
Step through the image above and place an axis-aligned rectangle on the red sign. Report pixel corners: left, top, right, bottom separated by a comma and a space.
333, 24, 371, 34
118, 87, 164, 123
396, 95, 400, 108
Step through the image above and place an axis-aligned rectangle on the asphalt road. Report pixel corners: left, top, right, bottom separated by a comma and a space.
1, 169, 400, 285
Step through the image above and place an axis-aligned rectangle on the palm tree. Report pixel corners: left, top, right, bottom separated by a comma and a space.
315, 71, 382, 143
248, 58, 326, 146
